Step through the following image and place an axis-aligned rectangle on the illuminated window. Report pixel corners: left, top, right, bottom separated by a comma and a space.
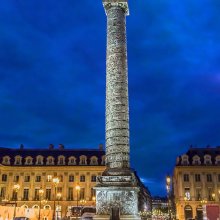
184, 187, 191, 200
14, 156, 22, 165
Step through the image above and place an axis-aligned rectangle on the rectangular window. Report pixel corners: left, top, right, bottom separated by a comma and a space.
195, 174, 201, 182
69, 175, 74, 182
80, 175, 85, 182
184, 187, 190, 200
47, 175, 52, 182
35, 189, 40, 200
13, 175, 19, 182
183, 174, 189, 182
12, 191, 17, 201
2, 174, 7, 182
195, 188, 201, 201
207, 174, 212, 182
23, 189, 29, 201
57, 187, 62, 193
91, 175, 96, 182
80, 188, 85, 200
35, 176, 41, 182
46, 189, 51, 200
68, 188, 73, 201
0, 187, 6, 198
24, 176, 30, 182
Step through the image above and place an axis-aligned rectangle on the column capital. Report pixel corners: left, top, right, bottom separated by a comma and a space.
103, 0, 129, 15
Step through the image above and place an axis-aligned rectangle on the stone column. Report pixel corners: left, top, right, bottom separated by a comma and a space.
94, 1, 141, 219
104, 0, 130, 174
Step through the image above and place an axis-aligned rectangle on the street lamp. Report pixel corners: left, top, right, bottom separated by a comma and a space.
212, 193, 216, 202
13, 183, 20, 219
75, 185, 80, 219
52, 177, 60, 220
166, 175, 171, 220
38, 188, 44, 220
56, 192, 62, 220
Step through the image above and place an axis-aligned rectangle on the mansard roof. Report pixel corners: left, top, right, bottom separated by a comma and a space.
0, 145, 105, 166
176, 146, 220, 166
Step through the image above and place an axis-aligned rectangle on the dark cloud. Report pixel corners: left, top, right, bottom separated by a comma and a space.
0, 0, 220, 195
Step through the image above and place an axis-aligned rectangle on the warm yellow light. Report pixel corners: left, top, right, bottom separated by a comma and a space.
75, 185, 80, 191
212, 193, 216, 198
13, 183, 20, 192
92, 196, 96, 201
166, 175, 171, 184
57, 192, 62, 199
39, 188, 44, 196
52, 177, 60, 185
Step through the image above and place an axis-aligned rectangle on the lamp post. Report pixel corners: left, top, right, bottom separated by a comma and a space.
52, 177, 60, 220
56, 193, 62, 220
212, 193, 216, 202
38, 188, 44, 220
13, 183, 20, 219
166, 175, 171, 220
75, 185, 80, 220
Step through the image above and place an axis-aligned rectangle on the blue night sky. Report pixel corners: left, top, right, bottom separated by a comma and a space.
1, 0, 220, 196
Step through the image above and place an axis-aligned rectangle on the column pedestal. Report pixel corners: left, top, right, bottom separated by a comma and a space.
93, 176, 141, 220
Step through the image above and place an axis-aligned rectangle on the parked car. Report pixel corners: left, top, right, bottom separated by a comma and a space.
80, 207, 96, 220
13, 217, 29, 220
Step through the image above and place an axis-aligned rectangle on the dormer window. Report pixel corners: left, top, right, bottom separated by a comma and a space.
14, 155, 22, 165
79, 156, 87, 165
204, 155, 212, 165
58, 156, 65, 165
215, 156, 220, 165
90, 156, 98, 165
25, 157, 33, 165
192, 155, 201, 165
181, 155, 189, 165
46, 156, 55, 165
2, 156, 10, 165
101, 156, 105, 165
36, 156, 44, 165
68, 157, 76, 165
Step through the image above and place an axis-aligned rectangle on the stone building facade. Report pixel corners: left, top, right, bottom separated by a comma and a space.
0, 144, 105, 219
173, 146, 220, 220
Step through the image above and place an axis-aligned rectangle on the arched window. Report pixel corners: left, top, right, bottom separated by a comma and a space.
196, 205, 203, 220
46, 156, 55, 165
25, 156, 33, 165
204, 154, 212, 165
36, 155, 44, 165
22, 205, 28, 209
2, 156, 10, 165
192, 155, 201, 165
14, 155, 22, 165
44, 205, 51, 210
90, 156, 98, 165
32, 205, 39, 209
58, 155, 65, 165
184, 205, 193, 220
68, 156, 76, 165
79, 155, 87, 165
181, 155, 189, 165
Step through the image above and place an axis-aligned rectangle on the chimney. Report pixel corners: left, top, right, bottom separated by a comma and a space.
59, 144, 64, 150
99, 143, 104, 151
49, 144, 54, 150
20, 144, 24, 150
